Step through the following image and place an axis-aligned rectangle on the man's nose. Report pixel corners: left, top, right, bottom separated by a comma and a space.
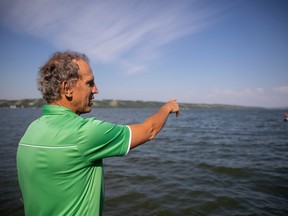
93, 85, 99, 94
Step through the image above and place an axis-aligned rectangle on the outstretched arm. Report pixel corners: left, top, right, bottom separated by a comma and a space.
128, 99, 179, 150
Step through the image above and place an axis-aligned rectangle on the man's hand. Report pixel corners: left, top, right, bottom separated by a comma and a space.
165, 99, 180, 117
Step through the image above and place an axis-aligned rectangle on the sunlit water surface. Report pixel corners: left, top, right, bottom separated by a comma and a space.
0, 108, 287, 215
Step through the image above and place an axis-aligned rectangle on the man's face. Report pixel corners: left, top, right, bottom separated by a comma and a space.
71, 59, 99, 115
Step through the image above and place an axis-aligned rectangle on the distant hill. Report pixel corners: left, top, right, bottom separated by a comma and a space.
0, 98, 263, 110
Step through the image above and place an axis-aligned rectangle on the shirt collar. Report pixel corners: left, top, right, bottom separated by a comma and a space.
42, 104, 77, 116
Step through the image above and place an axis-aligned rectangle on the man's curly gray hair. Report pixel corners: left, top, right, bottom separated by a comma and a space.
37, 51, 89, 104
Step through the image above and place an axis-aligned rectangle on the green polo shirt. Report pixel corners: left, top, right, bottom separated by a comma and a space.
17, 105, 131, 216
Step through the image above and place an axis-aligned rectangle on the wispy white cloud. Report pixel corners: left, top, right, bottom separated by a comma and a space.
1, 0, 219, 74
203, 87, 288, 107
209, 87, 265, 99
201, 87, 266, 106
273, 86, 288, 94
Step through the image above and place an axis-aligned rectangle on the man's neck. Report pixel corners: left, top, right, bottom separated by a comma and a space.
50, 99, 78, 115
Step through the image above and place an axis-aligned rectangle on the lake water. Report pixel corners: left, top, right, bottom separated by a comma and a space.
0, 107, 287, 215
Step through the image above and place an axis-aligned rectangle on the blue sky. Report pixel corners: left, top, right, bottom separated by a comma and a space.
0, 0, 287, 108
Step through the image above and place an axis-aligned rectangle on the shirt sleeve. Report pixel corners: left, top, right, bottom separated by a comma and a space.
76, 118, 131, 163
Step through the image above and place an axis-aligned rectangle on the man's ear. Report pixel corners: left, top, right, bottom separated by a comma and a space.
61, 81, 73, 98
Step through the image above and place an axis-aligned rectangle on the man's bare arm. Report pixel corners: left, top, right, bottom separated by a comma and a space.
128, 99, 179, 149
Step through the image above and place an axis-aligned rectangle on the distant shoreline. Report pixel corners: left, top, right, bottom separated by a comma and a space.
0, 98, 267, 110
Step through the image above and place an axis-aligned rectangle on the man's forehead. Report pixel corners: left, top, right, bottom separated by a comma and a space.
75, 59, 94, 80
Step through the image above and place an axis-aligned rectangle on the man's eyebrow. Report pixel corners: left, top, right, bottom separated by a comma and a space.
86, 77, 94, 83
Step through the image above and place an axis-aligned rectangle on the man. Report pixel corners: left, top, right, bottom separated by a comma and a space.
17, 51, 179, 216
